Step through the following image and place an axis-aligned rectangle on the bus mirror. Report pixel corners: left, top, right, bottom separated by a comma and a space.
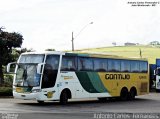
37, 63, 45, 74
7, 62, 16, 73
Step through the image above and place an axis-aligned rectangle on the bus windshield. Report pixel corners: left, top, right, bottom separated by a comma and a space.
14, 54, 44, 87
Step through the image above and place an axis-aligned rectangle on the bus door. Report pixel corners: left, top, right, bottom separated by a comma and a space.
41, 55, 60, 97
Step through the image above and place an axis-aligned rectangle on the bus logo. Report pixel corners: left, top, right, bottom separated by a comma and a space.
105, 74, 130, 80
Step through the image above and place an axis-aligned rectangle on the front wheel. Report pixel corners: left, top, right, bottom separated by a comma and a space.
37, 100, 44, 104
98, 97, 107, 102
60, 90, 68, 105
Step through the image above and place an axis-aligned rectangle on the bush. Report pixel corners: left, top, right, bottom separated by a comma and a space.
3, 74, 13, 87
0, 87, 12, 96
0, 74, 13, 96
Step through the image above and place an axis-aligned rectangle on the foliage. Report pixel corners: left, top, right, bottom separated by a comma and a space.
3, 74, 13, 87
0, 31, 23, 64
45, 48, 55, 51
16, 48, 35, 54
11, 49, 20, 63
0, 87, 12, 96
150, 41, 160, 46
10, 48, 35, 63
0, 27, 23, 84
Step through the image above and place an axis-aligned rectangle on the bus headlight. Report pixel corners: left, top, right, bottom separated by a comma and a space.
32, 89, 41, 93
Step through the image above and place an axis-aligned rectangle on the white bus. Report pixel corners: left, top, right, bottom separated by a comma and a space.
154, 67, 160, 92
7, 51, 149, 104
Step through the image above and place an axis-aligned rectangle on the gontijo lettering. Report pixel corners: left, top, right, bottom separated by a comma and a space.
105, 74, 130, 80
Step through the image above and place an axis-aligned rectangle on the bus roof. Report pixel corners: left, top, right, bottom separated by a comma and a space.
21, 51, 65, 55
66, 52, 147, 61
21, 51, 148, 61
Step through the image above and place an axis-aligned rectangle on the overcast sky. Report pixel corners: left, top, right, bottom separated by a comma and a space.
1, 0, 160, 51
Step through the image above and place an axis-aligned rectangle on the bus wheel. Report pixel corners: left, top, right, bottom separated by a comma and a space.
120, 88, 128, 101
37, 100, 44, 104
129, 88, 136, 100
60, 90, 68, 105
98, 97, 107, 102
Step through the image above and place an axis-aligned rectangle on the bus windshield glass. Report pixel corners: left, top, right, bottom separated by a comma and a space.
14, 54, 44, 87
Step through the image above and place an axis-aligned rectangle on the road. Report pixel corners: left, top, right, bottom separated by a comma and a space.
0, 93, 160, 119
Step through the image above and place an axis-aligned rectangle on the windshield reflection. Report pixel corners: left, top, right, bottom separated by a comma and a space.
14, 54, 44, 87
15, 64, 40, 87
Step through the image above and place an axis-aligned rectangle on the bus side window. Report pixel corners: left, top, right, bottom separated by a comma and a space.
61, 56, 77, 71
131, 61, 140, 73
121, 60, 130, 72
78, 57, 93, 71
140, 61, 148, 73
108, 59, 120, 72
94, 58, 107, 72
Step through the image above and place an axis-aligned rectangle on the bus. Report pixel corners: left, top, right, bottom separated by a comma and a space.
7, 51, 149, 104
154, 67, 160, 92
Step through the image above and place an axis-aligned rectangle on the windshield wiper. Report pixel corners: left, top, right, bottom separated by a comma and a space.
23, 68, 27, 81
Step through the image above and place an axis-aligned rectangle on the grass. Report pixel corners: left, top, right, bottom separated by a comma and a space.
74, 45, 160, 64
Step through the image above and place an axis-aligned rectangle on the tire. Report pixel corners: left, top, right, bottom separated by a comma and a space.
37, 100, 44, 104
98, 97, 107, 102
156, 89, 160, 92
60, 90, 68, 105
120, 88, 128, 101
129, 89, 136, 100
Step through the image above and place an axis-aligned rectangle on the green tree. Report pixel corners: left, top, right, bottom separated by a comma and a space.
16, 48, 35, 54
150, 41, 160, 46
45, 48, 55, 51
0, 28, 23, 84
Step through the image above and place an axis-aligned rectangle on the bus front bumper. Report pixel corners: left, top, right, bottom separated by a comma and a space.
13, 92, 40, 100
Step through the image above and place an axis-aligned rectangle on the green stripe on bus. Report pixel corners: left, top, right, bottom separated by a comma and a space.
87, 72, 108, 93
76, 72, 99, 93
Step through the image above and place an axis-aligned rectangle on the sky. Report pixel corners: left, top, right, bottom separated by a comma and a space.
1, 0, 160, 51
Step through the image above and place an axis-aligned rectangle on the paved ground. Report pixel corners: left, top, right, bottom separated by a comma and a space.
0, 93, 160, 119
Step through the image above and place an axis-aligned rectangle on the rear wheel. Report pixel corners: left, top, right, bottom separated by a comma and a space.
120, 88, 128, 101
60, 90, 68, 105
129, 88, 136, 100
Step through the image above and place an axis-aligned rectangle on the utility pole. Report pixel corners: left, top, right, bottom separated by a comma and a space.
71, 22, 93, 51
72, 32, 74, 51
139, 48, 142, 58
